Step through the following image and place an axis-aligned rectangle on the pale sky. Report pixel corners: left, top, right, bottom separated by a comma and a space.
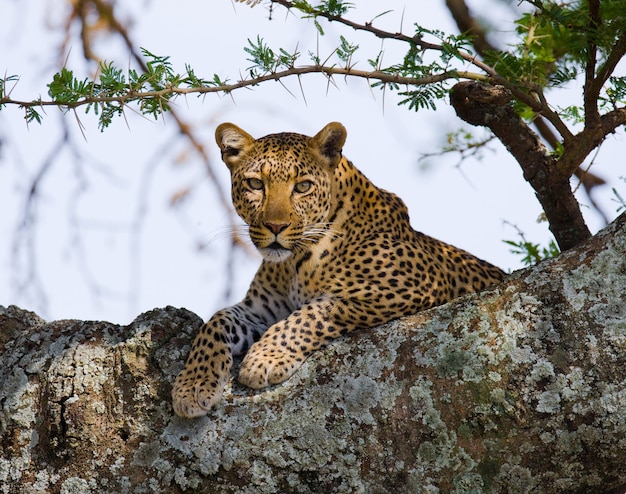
1, 0, 623, 323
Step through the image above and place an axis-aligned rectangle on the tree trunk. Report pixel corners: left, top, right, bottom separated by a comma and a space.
1, 213, 626, 494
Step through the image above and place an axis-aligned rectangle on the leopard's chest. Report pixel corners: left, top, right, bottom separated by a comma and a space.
285, 241, 343, 309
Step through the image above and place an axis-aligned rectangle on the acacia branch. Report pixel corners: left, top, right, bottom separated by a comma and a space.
272, 0, 578, 140
4, 0, 572, 144
271, 0, 440, 49
0, 65, 485, 112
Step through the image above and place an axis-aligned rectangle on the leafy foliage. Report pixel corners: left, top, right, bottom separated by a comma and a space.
44, 49, 224, 131
503, 237, 560, 267
290, 0, 354, 35
244, 36, 299, 76
601, 76, 626, 109
336, 36, 358, 66
397, 85, 447, 111
612, 178, 626, 213
292, 0, 353, 18
481, 0, 626, 124
2, 0, 626, 140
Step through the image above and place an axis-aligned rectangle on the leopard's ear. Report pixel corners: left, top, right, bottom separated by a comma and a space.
215, 123, 255, 168
311, 122, 347, 169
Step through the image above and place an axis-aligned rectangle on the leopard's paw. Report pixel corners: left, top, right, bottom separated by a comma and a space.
237, 344, 304, 389
171, 371, 222, 418
171, 354, 233, 418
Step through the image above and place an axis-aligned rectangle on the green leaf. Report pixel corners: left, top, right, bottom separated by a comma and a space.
244, 36, 277, 74
48, 68, 92, 104
336, 35, 358, 65
25, 106, 42, 124
503, 238, 559, 266
397, 84, 446, 112
315, 0, 353, 17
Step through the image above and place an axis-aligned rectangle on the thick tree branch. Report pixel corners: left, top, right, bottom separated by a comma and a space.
533, 116, 607, 219
2, 213, 626, 492
450, 81, 591, 251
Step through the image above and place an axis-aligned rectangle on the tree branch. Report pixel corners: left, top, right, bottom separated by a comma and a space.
2, 212, 626, 492
0, 65, 483, 112
271, 0, 441, 49
450, 81, 591, 251
595, 31, 626, 93
557, 105, 626, 177
583, 0, 601, 128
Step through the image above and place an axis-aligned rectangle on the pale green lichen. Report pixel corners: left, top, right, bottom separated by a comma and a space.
333, 375, 380, 425
528, 358, 555, 384
536, 390, 561, 414
1, 368, 35, 428
495, 463, 537, 493
488, 371, 502, 382
59, 477, 92, 494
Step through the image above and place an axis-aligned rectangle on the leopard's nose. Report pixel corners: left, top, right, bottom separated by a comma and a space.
265, 222, 290, 234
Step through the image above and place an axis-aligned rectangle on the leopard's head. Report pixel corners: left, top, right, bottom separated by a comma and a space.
216, 122, 346, 262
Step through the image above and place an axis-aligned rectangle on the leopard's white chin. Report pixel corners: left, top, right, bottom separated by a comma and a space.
259, 247, 292, 262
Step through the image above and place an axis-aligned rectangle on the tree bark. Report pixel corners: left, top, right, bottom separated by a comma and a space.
2, 213, 626, 494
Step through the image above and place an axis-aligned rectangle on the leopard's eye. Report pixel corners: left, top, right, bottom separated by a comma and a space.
245, 178, 264, 190
294, 180, 312, 194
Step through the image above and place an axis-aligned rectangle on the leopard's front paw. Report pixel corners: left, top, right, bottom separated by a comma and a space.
237, 344, 305, 389
171, 368, 227, 418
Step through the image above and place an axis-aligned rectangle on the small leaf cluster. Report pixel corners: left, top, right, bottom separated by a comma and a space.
397, 85, 447, 111
291, 0, 354, 36
244, 36, 300, 77
44, 49, 224, 130
336, 36, 358, 66
612, 178, 626, 213
370, 26, 472, 111
292, 0, 353, 18
503, 237, 560, 267
600, 76, 626, 110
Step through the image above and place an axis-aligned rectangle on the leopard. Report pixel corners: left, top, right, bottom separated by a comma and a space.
172, 121, 505, 418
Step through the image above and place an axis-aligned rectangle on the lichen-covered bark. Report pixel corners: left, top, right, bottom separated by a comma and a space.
1, 213, 626, 494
